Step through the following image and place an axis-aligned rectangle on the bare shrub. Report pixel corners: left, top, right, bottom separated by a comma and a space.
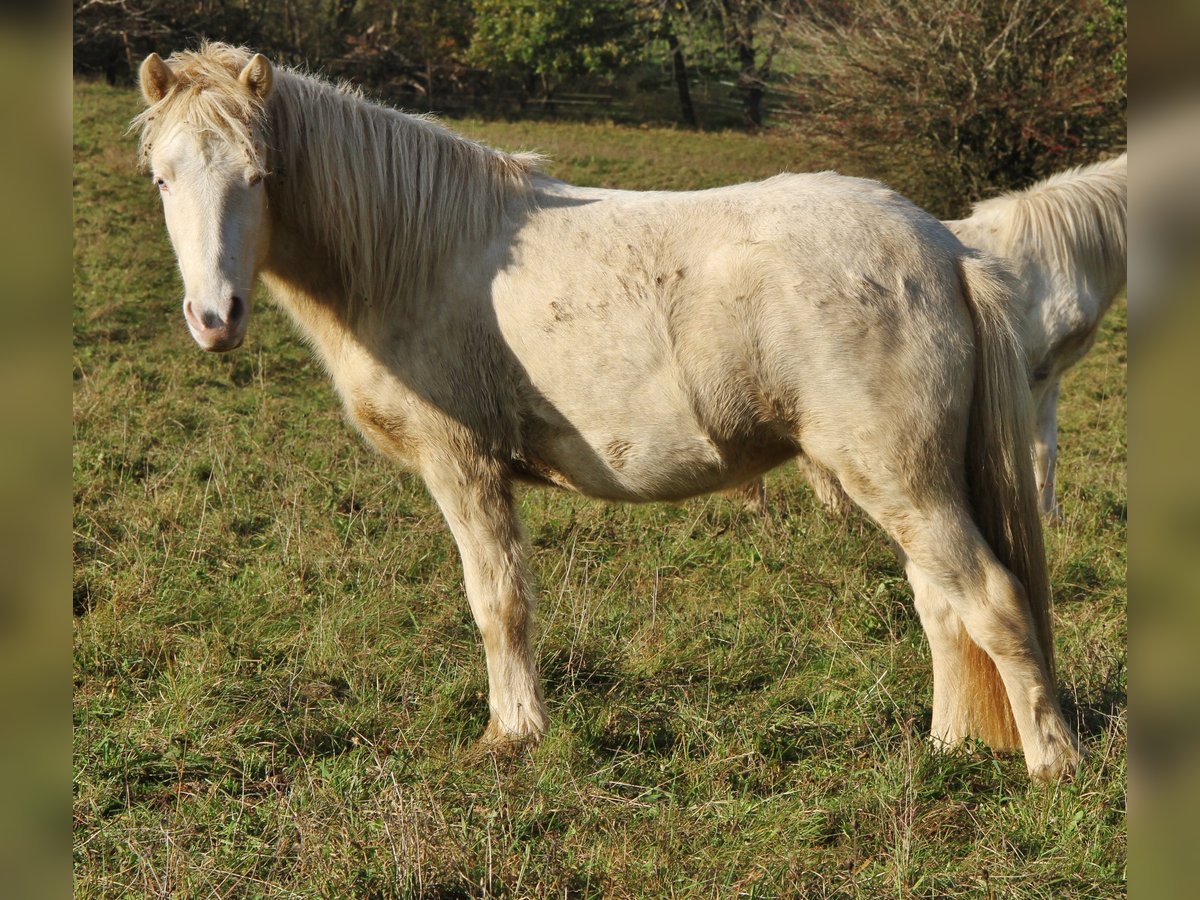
785, 0, 1126, 216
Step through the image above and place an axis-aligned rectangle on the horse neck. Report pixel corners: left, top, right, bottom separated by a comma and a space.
957, 173, 1127, 314
260, 71, 529, 335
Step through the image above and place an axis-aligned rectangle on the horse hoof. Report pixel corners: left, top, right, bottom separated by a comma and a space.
1028, 745, 1084, 783
477, 718, 542, 754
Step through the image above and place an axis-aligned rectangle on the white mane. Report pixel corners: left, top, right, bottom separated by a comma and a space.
968, 153, 1127, 290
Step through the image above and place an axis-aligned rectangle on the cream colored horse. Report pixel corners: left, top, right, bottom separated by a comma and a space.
134, 43, 1079, 779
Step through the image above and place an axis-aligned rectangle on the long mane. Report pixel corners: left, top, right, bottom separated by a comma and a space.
965, 154, 1127, 290
132, 42, 544, 312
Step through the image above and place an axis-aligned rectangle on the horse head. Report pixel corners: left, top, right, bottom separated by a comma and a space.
136, 48, 274, 352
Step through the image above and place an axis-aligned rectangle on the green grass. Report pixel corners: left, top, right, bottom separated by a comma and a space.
74, 79, 1125, 897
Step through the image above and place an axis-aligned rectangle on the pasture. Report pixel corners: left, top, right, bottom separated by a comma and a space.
73, 78, 1125, 897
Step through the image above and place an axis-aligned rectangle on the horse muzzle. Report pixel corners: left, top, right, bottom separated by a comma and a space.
184, 296, 246, 352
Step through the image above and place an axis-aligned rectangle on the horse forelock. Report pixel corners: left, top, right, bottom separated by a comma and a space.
970, 154, 1128, 290
130, 42, 268, 173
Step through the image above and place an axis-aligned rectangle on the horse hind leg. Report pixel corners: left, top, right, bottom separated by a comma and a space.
723, 455, 853, 519
900, 556, 973, 747
908, 514, 1078, 777
422, 456, 547, 746
905, 558, 1019, 751
725, 478, 770, 516
796, 454, 853, 517
832, 462, 1079, 778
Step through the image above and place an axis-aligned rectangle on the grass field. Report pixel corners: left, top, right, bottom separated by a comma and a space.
73, 79, 1126, 897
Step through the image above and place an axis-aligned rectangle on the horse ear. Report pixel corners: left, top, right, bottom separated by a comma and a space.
139, 53, 175, 105
239, 53, 274, 101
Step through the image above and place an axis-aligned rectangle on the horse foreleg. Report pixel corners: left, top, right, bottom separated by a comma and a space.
423, 458, 547, 746
1033, 381, 1061, 520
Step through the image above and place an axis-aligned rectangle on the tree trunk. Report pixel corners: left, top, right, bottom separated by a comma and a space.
735, 41, 764, 129
539, 72, 556, 114
665, 30, 698, 128
719, 0, 768, 130
333, 0, 356, 30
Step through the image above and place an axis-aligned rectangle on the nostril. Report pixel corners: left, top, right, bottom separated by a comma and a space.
184, 298, 245, 334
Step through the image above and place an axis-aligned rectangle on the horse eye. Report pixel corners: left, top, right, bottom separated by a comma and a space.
154, 176, 167, 190
248, 173, 263, 187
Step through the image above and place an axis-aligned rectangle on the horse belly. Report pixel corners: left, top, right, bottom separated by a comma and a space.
515, 405, 796, 502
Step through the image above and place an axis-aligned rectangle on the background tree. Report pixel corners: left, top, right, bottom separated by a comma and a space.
73, 0, 353, 83
787, 0, 1127, 215
640, 0, 701, 128
467, 0, 649, 106
337, 0, 475, 108
640, 0, 806, 130
711, 0, 795, 129
72, 0, 1124, 161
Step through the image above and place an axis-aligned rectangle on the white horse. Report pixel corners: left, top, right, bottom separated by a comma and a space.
133, 43, 1079, 779
947, 154, 1127, 518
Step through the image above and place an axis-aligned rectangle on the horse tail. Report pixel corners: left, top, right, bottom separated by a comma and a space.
957, 252, 1055, 749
